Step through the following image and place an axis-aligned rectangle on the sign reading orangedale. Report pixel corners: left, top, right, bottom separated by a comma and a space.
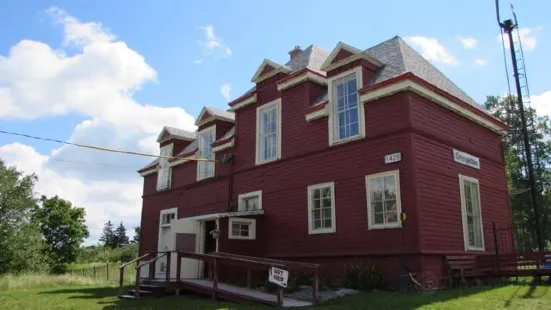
453, 149, 480, 169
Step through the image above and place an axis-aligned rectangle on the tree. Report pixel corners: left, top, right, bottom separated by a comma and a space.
132, 226, 140, 244
99, 220, 116, 248
114, 222, 129, 247
484, 95, 551, 250
34, 195, 89, 273
0, 159, 46, 274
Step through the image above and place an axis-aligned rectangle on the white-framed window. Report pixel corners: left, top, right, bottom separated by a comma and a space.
328, 67, 364, 145
158, 207, 177, 272
157, 144, 173, 191
307, 182, 336, 234
238, 191, 262, 211
197, 126, 216, 181
459, 175, 485, 251
228, 217, 256, 240
366, 170, 402, 230
256, 98, 282, 165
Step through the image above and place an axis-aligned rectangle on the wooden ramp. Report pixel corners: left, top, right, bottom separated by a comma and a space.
120, 251, 322, 307
146, 278, 312, 307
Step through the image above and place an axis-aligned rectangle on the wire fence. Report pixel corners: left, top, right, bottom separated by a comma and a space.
68, 263, 136, 285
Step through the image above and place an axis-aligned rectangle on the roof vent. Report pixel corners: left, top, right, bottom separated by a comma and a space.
288, 45, 302, 69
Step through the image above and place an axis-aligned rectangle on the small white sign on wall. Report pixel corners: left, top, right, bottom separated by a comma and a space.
268, 267, 289, 287
453, 149, 480, 169
384, 152, 402, 164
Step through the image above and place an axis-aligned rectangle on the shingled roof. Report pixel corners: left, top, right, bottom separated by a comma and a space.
363, 36, 478, 106
284, 44, 330, 74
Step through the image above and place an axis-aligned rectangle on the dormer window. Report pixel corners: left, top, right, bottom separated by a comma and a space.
157, 144, 173, 191
256, 98, 282, 165
197, 126, 216, 181
328, 67, 365, 145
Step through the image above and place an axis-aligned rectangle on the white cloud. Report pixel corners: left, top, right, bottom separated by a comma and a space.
531, 91, 551, 117
219, 83, 231, 102
196, 25, 232, 62
405, 36, 459, 65
498, 27, 541, 51
458, 36, 478, 49
0, 7, 198, 243
474, 59, 487, 66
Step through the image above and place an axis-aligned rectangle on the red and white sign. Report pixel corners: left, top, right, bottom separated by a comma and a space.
268, 267, 289, 287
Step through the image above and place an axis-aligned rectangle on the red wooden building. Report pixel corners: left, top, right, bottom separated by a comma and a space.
137, 36, 511, 288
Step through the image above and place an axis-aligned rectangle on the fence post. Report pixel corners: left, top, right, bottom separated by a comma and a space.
93, 266, 97, 278
106, 263, 109, 281
493, 222, 500, 271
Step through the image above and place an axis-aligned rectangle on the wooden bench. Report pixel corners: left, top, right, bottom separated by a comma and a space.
445, 255, 487, 287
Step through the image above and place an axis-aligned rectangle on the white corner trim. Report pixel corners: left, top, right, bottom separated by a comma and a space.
212, 138, 235, 153
360, 79, 504, 133
277, 71, 327, 91
365, 170, 403, 230
458, 174, 485, 252
140, 166, 159, 177
255, 98, 282, 166
228, 217, 256, 240
307, 182, 337, 235
305, 105, 328, 122
327, 66, 365, 146
237, 190, 263, 212
230, 94, 257, 111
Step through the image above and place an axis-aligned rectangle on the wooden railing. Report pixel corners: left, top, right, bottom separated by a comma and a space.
118, 253, 152, 296
133, 252, 168, 299
126, 251, 322, 306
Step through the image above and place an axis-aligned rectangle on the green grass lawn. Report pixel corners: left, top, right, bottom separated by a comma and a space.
1, 274, 551, 309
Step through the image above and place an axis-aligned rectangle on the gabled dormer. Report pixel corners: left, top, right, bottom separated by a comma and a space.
195, 107, 235, 181
251, 59, 291, 85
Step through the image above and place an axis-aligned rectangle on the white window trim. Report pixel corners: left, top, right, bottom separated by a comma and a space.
228, 217, 256, 240
307, 182, 337, 235
156, 143, 173, 191
328, 66, 365, 146
159, 207, 178, 228
196, 125, 216, 181
255, 98, 282, 165
365, 170, 402, 230
237, 190, 263, 212
459, 174, 485, 252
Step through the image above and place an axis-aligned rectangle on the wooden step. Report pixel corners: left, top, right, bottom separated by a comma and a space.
129, 289, 153, 295
118, 294, 136, 300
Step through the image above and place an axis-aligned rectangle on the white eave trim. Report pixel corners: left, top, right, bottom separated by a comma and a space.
169, 151, 197, 167
230, 94, 257, 111
305, 105, 328, 122
139, 167, 158, 177
212, 138, 235, 153
322, 53, 382, 73
251, 59, 291, 83
277, 71, 327, 91
182, 210, 265, 221
359, 79, 504, 133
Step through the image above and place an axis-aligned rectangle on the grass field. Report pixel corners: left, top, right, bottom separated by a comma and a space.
1, 274, 551, 309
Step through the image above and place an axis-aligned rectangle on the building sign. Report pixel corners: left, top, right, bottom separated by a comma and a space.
268, 267, 289, 287
453, 149, 480, 169
384, 152, 402, 164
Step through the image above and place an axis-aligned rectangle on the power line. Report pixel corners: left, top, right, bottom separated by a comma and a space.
0, 129, 215, 162
48, 158, 139, 169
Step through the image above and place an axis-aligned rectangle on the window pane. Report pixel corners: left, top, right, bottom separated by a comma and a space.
337, 83, 344, 96
370, 179, 383, 201
232, 224, 240, 236
347, 78, 357, 93
313, 219, 322, 229
312, 209, 321, 221
323, 218, 332, 228
374, 212, 384, 225
322, 208, 332, 219
384, 175, 396, 199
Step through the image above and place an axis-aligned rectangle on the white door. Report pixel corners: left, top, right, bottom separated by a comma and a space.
171, 219, 202, 279
156, 209, 177, 278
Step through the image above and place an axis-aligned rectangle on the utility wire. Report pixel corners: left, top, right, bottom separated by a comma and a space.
0, 129, 216, 162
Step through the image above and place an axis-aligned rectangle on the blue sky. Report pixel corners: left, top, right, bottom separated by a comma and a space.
0, 1, 549, 243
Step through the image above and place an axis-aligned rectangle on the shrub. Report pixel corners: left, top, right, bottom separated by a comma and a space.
343, 260, 385, 290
